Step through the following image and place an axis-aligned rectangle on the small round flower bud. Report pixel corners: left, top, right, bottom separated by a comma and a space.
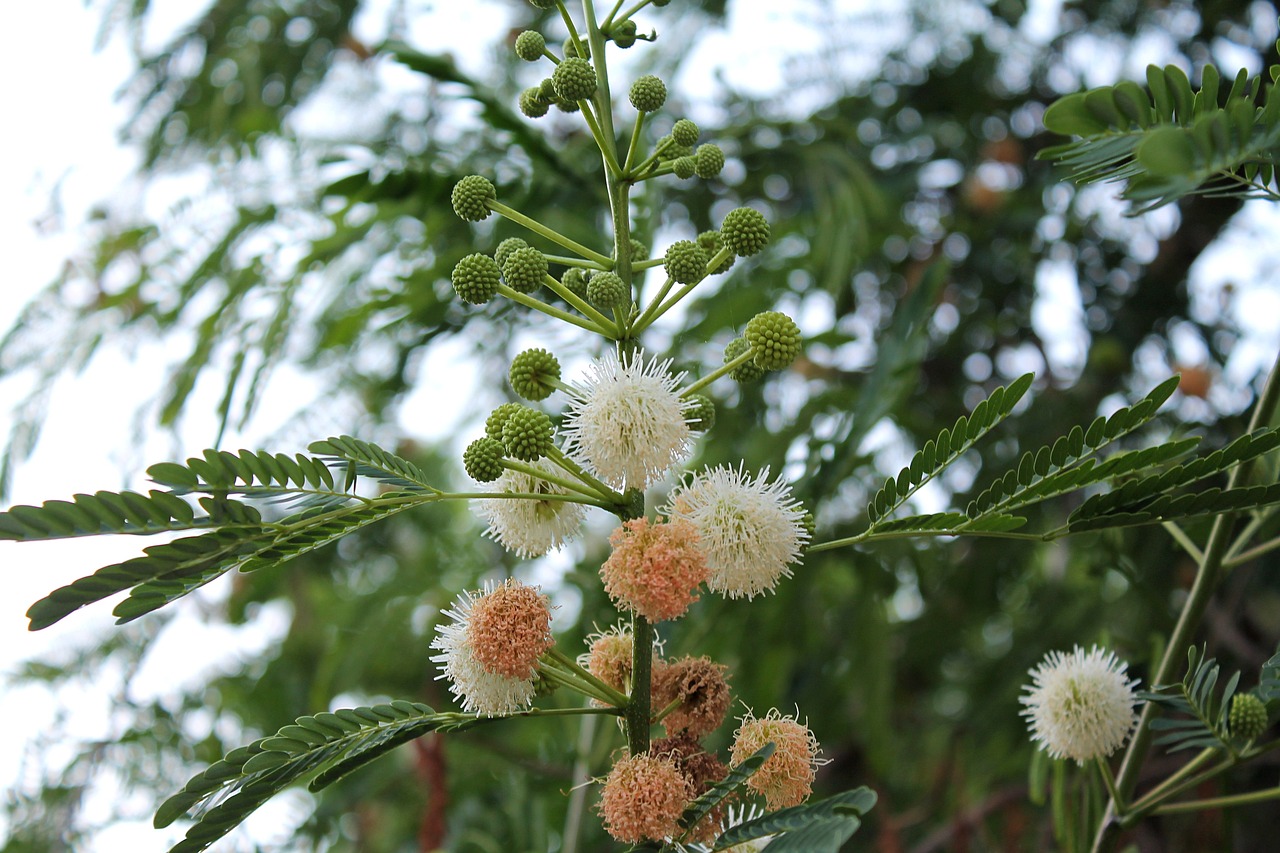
670, 118, 699, 147
485, 402, 524, 441
663, 141, 693, 160
671, 156, 696, 179
463, 437, 506, 482
553, 57, 597, 101
562, 36, 589, 59
452, 253, 502, 305
724, 336, 763, 382
555, 97, 582, 114
800, 510, 816, 541
451, 175, 495, 222
697, 230, 735, 274
509, 348, 561, 402
537, 77, 557, 102
519, 87, 550, 118
610, 19, 638, 48
745, 311, 802, 370
721, 206, 770, 256
629, 74, 667, 112
685, 394, 715, 431
501, 405, 555, 461
693, 143, 725, 179
587, 271, 627, 308
514, 30, 545, 62
495, 237, 530, 270
502, 246, 548, 295
663, 240, 707, 285
628, 239, 649, 262
1230, 693, 1268, 741
562, 267, 589, 299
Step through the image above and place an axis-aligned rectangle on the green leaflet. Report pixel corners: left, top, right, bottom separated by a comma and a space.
148, 448, 336, 494
1141, 646, 1254, 754
711, 787, 877, 851
308, 435, 438, 492
0, 489, 209, 541
675, 743, 773, 840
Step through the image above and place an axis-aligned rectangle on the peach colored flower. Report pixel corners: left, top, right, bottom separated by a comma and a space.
730, 709, 822, 810
600, 518, 708, 622
598, 753, 692, 843
467, 579, 554, 679
653, 732, 730, 844
581, 623, 639, 696
653, 656, 732, 739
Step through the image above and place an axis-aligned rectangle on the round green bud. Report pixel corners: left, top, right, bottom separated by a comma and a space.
685, 393, 716, 431
587, 271, 627, 309
562, 36, 590, 59
553, 57, 598, 102
537, 77, 557, 102
452, 253, 501, 305
463, 437, 506, 482
451, 175, 495, 222
495, 237, 530, 270
697, 230, 736, 274
1229, 693, 1268, 741
562, 267, 589, 299
799, 510, 816, 542
501, 405, 555, 461
721, 206, 770, 256
663, 240, 707, 285
629, 75, 667, 112
485, 403, 524, 441
509, 348, 562, 402
555, 97, 582, 114
519, 87, 550, 118
694, 143, 725, 179
671, 156, 696, 179
514, 30, 545, 62
745, 311, 802, 370
670, 118, 699, 147
623, 238, 648, 263
610, 19, 638, 48
724, 336, 764, 382
502, 246, 548, 294
664, 141, 693, 160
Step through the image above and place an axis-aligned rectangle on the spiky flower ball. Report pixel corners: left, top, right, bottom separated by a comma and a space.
721, 207, 770, 256
475, 459, 586, 557
672, 156, 696, 179
464, 437, 506, 482
452, 254, 502, 305
724, 337, 764, 382
466, 579, 554, 679
600, 518, 708, 622
730, 709, 822, 810
663, 240, 708, 285
519, 87, 550, 118
685, 393, 715, 431
451, 175, 495, 221
581, 623, 640, 696
495, 237, 530, 270
514, 30, 545, 62
630, 74, 667, 112
553, 56, 598, 102
562, 267, 589, 299
587, 270, 628, 309
694, 143, 725, 179
671, 118, 700, 147
618, 238, 648, 263
485, 402, 523, 441
1230, 693, 1268, 741
562, 351, 694, 490
745, 311, 802, 370
664, 464, 809, 600
503, 246, 548, 295
598, 754, 692, 843
509, 348, 561, 402
1020, 646, 1140, 764
500, 405, 554, 461
697, 230, 736, 274
653, 655, 732, 738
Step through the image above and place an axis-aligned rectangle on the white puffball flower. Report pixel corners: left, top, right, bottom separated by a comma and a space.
430, 586, 536, 717
561, 350, 696, 490
475, 458, 587, 558
1020, 645, 1140, 764
664, 464, 809, 600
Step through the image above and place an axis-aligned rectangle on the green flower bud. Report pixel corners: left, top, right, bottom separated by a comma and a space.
610, 19, 638, 48
553, 57, 598, 102
799, 510, 816, 541
501, 405, 555, 461
537, 77, 557, 102
464, 437, 506, 482
503, 246, 548, 294
685, 393, 716, 431
510, 348, 562, 402
663, 140, 693, 160
671, 156, 696, 179
495, 237, 530, 270
617, 238, 648, 263
562, 267, 589, 299
555, 97, 582, 114
629, 75, 667, 112
562, 36, 590, 59
485, 403, 524, 441
1230, 693, 1268, 741
745, 311, 802, 370
694, 143, 725, 179
721, 206, 770, 256
451, 175, 495, 222
663, 240, 707, 285
697, 230, 736, 274
670, 118, 699, 147
515, 30, 545, 62
452, 254, 501, 305
724, 336, 764, 382
519, 87, 550, 118
587, 271, 627, 308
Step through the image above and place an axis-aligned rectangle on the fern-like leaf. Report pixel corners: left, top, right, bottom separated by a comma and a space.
673, 742, 774, 841
0, 489, 209, 541
308, 435, 438, 492
870, 512, 1027, 536
1141, 646, 1244, 754
711, 787, 878, 852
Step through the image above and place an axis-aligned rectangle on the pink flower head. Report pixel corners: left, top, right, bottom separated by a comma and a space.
600, 518, 709, 622
466, 579, 554, 680
598, 753, 692, 843
730, 709, 823, 810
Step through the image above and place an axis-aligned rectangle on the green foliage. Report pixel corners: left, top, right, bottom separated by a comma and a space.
675, 743, 773, 839
1142, 646, 1246, 753
711, 787, 877, 851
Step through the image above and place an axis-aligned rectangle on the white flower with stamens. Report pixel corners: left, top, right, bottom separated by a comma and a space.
561, 350, 695, 490
1020, 645, 1140, 764
475, 458, 587, 557
430, 585, 541, 717
664, 464, 808, 599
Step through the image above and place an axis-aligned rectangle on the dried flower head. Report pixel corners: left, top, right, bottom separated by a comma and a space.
653, 732, 730, 844
598, 753, 692, 843
1020, 645, 1140, 764
466, 579, 554, 679
475, 459, 587, 557
600, 518, 708, 622
653, 655, 732, 738
581, 623, 639, 696
730, 709, 822, 810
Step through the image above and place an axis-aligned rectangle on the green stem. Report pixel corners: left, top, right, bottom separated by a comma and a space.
547, 647, 631, 707
652, 697, 682, 724
1152, 785, 1280, 815
610, 0, 651, 28
1125, 751, 1230, 819
499, 458, 607, 500
1225, 533, 1280, 568
577, 100, 624, 177
1096, 758, 1126, 817
627, 614, 654, 755
600, 0, 627, 29
542, 273, 620, 334
545, 255, 610, 269
540, 659, 622, 706
498, 284, 611, 335
546, 446, 625, 504
1162, 521, 1205, 563
681, 345, 757, 397
633, 275, 676, 328
624, 112, 646, 173
1223, 512, 1267, 562
809, 527, 1053, 553
488, 201, 613, 266
440, 491, 610, 510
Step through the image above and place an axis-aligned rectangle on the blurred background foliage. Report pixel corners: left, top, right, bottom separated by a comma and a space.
4, 0, 1280, 851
